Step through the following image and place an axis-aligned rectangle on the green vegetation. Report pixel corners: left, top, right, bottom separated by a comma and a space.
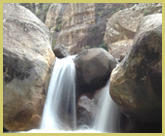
51, 33, 54, 37
81, 43, 108, 51
43, 4, 49, 11
50, 4, 55, 11
52, 39, 56, 47
57, 19, 61, 23
98, 43, 108, 51
91, 27, 98, 35
81, 45, 91, 50
63, 20, 67, 25
111, 5, 125, 14
54, 26, 58, 31
54, 16, 62, 32
143, 10, 152, 16
97, 10, 104, 17
58, 24, 62, 30
54, 24, 61, 32
35, 10, 41, 16
56, 16, 61, 23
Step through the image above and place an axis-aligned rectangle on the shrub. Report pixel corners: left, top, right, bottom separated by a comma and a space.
143, 10, 151, 16
81, 45, 91, 50
52, 39, 56, 47
58, 24, 62, 31
54, 24, 61, 32
111, 5, 124, 14
99, 43, 108, 51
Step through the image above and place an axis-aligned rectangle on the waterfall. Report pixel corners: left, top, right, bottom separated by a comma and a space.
14, 56, 120, 133
93, 80, 121, 133
40, 56, 76, 130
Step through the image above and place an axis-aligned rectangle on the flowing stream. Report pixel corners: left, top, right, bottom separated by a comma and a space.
16, 56, 120, 133
40, 56, 76, 131
93, 80, 120, 132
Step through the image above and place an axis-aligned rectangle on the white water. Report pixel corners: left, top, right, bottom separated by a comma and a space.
14, 56, 120, 133
40, 56, 76, 130
93, 81, 120, 132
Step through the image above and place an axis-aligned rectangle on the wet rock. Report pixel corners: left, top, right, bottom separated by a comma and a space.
77, 93, 97, 128
3, 3, 55, 131
110, 14, 162, 124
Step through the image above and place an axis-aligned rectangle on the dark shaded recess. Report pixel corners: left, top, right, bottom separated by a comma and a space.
134, 32, 162, 102
75, 67, 110, 103
3, 49, 34, 83
3, 127, 9, 133
120, 112, 162, 133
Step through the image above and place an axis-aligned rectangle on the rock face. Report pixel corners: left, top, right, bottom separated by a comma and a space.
20, 3, 52, 23
104, 3, 162, 59
74, 48, 117, 98
46, 3, 134, 54
109, 40, 133, 61
110, 14, 162, 124
45, 3, 66, 29
3, 3, 55, 131
52, 44, 70, 58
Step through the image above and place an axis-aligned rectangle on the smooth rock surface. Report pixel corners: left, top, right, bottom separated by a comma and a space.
3, 3, 55, 131
75, 48, 117, 98
104, 3, 162, 59
110, 14, 162, 124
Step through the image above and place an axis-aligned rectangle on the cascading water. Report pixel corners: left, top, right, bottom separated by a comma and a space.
93, 81, 121, 133
40, 56, 76, 131
16, 56, 120, 133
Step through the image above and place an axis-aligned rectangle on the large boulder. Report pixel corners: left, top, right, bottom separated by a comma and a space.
74, 48, 117, 98
3, 3, 55, 131
52, 44, 70, 58
108, 39, 133, 61
104, 3, 162, 59
110, 14, 162, 124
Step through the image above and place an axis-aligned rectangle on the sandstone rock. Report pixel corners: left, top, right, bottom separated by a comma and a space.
104, 3, 162, 59
3, 3, 55, 131
46, 3, 134, 54
45, 3, 64, 29
74, 48, 117, 97
108, 40, 133, 61
20, 3, 52, 23
110, 14, 162, 124
52, 44, 70, 58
